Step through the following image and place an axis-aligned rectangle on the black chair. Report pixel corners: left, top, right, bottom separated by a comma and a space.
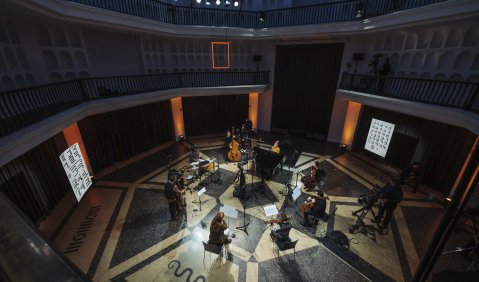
309, 212, 330, 234
273, 238, 298, 260
202, 241, 225, 268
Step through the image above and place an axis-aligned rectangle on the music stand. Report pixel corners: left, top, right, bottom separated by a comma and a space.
236, 197, 250, 235
193, 187, 207, 212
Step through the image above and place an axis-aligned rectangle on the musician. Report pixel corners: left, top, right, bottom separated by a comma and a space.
301, 190, 327, 227
224, 130, 232, 160
399, 161, 424, 193
271, 141, 281, 154
301, 161, 320, 191
244, 118, 253, 133
374, 179, 403, 231
189, 145, 200, 163
209, 211, 232, 246
164, 174, 183, 221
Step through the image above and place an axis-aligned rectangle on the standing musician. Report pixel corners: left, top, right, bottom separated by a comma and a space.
164, 174, 184, 221
301, 161, 320, 191
224, 131, 232, 161
189, 145, 200, 163
271, 141, 281, 154
209, 211, 233, 246
301, 190, 327, 227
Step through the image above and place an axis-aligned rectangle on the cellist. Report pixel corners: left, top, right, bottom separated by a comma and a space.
228, 136, 241, 162
301, 190, 327, 227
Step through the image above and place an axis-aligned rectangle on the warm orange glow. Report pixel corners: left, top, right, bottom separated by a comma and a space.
341, 101, 362, 149
249, 92, 259, 129
62, 123, 92, 174
170, 97, 185, 139
211, 42, 231, 69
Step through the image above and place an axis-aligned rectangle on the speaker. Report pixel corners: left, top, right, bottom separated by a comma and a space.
352, 53, 364, 61
253, 55, 262, 62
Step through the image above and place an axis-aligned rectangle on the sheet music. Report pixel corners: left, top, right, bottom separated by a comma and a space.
220, 205, 238, 218
295, 182, 303, 190
292, 187, 302, 201
263, 205, 279, 217
224, 228, 231, 236
198, 187, 206, 196
186, 175, 194, 180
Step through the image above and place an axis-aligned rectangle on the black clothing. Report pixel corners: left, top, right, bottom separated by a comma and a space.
209, 220, 231, 245
164, 181, 176, 200
189, 150, 199, 163
168, 201, 177, 220
400, 163, 424, 192
377, 183, 403, 228
303, 198, 327, 225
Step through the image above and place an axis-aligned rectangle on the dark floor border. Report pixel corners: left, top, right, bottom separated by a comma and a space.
390, 216, 412, 281
49, 193, 79, 242
87, 188, 128, 279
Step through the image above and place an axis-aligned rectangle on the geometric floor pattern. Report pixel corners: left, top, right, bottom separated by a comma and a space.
40, 139, 452, 282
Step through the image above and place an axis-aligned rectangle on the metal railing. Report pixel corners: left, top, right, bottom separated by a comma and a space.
339, 73, 479, 113
68, 0, 450, 28
0, 71, 269, 137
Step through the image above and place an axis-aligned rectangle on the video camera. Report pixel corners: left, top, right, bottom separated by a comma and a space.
357, 185, 382, 206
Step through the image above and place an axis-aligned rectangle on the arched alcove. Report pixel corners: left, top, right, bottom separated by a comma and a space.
408, 72, 418, 78
462, 26, 479, 47
433, 73, 446, 80
374, 38, 383, 51
53, 29, 68, 47
465, 75, 479, 83
69, 30, 83, 48
204, 55, 209, 66
179, 55, 186, 65
143, 38, 149, 51
79, 71, 90, 78
383, 37, 393, 51
160, 55, 166, 66
404, 33, 417, 50
203, 43, 209, 53
188, 55, 194, 66
36, 26, 52, 46
423, 53, 436, 70
65, 72, 77, 80
187, 42, 194, 53
73, 51, 87, 68
399, 53, 411, 70
445, 28, 463, 48
195, 43, 201, 53
157, 41, 163, 52
430, 30, 446, 48
437, 52, 454, 70
14, 75, 26, 88
151, 40, 157, 52
453, 51, 473, 70
171, 55, 178, 66
49, 72, 63, 83
16, 49, 30, 70
472, 54, 479, 71
389, 53, 400, 70
0, 23, 8, 43
397, 71, 406, 77
152, 55, 159, 66
170, 42, 177, 53
448, 73, 463, 81
25, 74, 35, 86
58, 51, 74, 68
37, 52, 55, 73
2, 76, 15, 91
393, 34, 405, 50
178, 42, 185, 53
417, 32, 429, 49
145, 54, 152, 67
411, 53, 423, 69
195, 55, 202, 66
0, 52, 7, 71
419, 72, 431, 79
5, 21, 20, 44
3, 47, 19, 70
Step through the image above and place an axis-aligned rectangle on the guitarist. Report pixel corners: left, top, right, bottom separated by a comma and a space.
301, 190, 327, 227
165, 174, 183, 221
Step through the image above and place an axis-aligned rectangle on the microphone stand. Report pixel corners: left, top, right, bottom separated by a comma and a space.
236, 199, 249, 235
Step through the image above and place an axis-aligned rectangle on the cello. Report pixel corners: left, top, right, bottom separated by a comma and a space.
228, 136, 241, 162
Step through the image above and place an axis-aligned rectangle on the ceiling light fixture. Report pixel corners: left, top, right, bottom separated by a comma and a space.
216, 0, 221, 5
234, 1, 239, 7
196, 0, 201, 3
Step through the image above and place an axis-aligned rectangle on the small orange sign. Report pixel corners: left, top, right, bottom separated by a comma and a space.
211, 41, 230, 69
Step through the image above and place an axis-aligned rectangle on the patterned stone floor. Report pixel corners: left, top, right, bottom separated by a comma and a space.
39, 139, 458, 282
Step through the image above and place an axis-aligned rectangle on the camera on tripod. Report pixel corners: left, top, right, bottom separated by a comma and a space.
357, 185, 382, 206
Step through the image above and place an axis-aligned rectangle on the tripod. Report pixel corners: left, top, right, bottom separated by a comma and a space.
349, 203, 380, 239
236, 198, 249, 235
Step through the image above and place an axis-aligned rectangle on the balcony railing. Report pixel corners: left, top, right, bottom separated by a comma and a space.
68, 0, 450, 28
338, 73, 479, 113
0, 71, 269, 138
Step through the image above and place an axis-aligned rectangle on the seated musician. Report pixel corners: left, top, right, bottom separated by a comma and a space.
301, 161, 320, 191
301, 190, 327, 227
164, 174, 183, 221
209, 211, 232, 246
271, 141, 281, 154
189, 145, 200, 163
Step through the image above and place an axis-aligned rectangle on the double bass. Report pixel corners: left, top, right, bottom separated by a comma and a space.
228, 136, 241, 162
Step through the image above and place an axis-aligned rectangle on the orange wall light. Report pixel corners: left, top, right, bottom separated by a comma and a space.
340, 101, 362, 149
170, 97, 185, 139
211, 41, 231, 69
249, 92, 259, 129
62, 123, 92, 174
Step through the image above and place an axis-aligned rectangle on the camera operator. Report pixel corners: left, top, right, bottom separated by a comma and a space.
374, 179, 403, 232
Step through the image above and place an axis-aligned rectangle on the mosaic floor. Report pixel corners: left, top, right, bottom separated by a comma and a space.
39, 139, 450, 282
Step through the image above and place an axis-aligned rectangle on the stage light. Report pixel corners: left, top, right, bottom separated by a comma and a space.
259, 12, 265, 23
216, 0, 221, 5
355, 10, 363, 19
196, 0, 201, 3
234, 1, 239, 7
206, 0, 211, 5
225, 0, 230, 5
